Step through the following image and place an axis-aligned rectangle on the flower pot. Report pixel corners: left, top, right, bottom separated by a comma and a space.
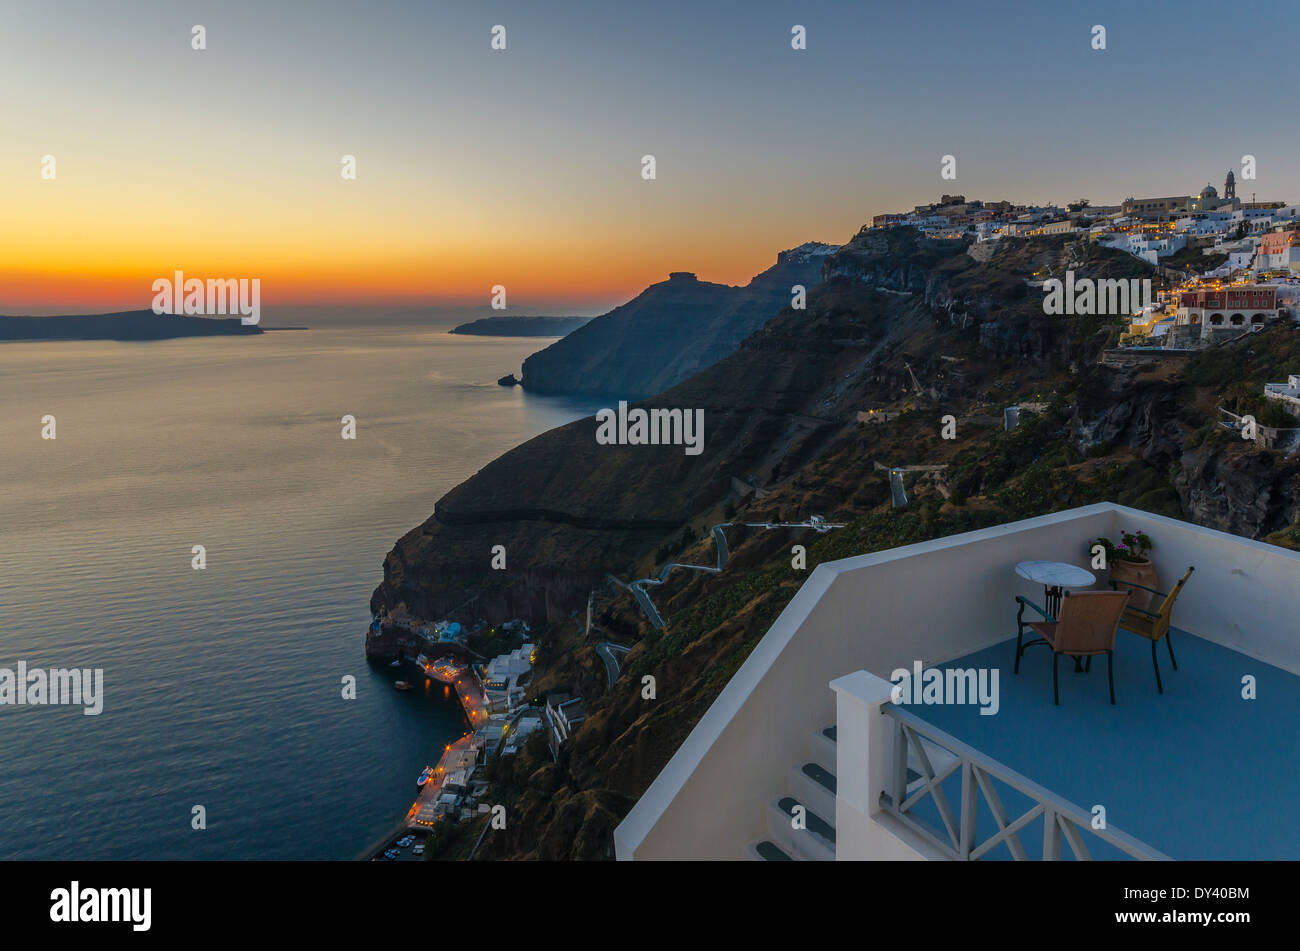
1109, 558, 1159, 611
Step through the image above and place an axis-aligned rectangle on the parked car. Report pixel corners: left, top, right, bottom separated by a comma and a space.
383, 848, 398, 860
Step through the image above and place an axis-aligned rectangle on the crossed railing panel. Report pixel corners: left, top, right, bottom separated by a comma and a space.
879, 704, 1169, 861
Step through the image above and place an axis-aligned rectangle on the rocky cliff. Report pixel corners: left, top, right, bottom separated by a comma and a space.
517, 243, 837, 398
373, 272, 933, 624
372, 230, 1216, 627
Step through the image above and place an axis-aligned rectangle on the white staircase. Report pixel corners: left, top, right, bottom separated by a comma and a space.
747, 725, 838, 860
746, 721, 960, 860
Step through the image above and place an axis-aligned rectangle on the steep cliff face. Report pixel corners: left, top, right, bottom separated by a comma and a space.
825, 227, 1151, 364
1176, 443, 1300, 537
1065, 334, 1300, 539
518, 243, 837, 398
372, 280, 938, 623
1067, 367, 1189, 463
372, 232, 1166, 626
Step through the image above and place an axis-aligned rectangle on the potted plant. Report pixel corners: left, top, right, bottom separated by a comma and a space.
1090, 530, 1158, 609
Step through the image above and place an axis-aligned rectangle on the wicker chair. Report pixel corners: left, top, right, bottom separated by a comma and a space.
1109, 567, 1195, 694
1015, 590, 1131, 705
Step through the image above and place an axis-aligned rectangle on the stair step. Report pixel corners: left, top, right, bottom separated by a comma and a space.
767, 798, 835, 861
790, 761, 836, 824
801, 761, 837, 795
778, 796, 835, 844
752, 840, 794, 861
747, 726, 844, 861
810, 730, 837, 774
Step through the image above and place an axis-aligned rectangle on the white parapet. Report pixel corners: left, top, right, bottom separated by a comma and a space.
829, 671, 894, 822
830, 670, 934, 860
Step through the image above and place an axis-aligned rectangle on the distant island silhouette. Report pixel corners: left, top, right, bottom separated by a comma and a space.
0, 310, 264, 342
449, 315, 591, 337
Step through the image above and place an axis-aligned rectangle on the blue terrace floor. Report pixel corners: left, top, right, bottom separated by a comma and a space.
896, 628, 1300, 860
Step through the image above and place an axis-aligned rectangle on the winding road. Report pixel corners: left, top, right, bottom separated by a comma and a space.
595, 641, 631, 685
610, 516, 845, 629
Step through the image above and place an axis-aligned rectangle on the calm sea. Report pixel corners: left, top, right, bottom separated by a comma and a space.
0, 318, 601, 860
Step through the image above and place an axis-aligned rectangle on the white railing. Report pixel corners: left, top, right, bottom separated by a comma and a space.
881, 704, 1168, 861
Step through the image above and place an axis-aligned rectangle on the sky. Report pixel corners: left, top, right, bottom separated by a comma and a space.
3, 0, 1298, 315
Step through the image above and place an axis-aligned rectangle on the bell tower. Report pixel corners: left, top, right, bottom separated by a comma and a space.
1225, 169, 1236, 200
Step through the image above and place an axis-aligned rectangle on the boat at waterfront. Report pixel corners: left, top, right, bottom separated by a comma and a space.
393, 681, 413, 691
416, 765, 435, 790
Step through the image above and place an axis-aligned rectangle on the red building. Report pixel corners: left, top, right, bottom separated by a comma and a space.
1177, 286, 1277, 311
1176, 285, 1279, 341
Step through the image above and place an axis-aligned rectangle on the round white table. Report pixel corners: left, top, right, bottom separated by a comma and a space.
1015, 561, 1096, 615
1015, 561, 1097, 672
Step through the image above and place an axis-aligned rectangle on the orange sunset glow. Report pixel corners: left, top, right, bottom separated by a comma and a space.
7, 1, 1285, 317
1, 141, 846, 313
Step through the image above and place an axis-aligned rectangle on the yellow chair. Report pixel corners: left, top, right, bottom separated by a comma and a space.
1110, 567, 1194, 694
